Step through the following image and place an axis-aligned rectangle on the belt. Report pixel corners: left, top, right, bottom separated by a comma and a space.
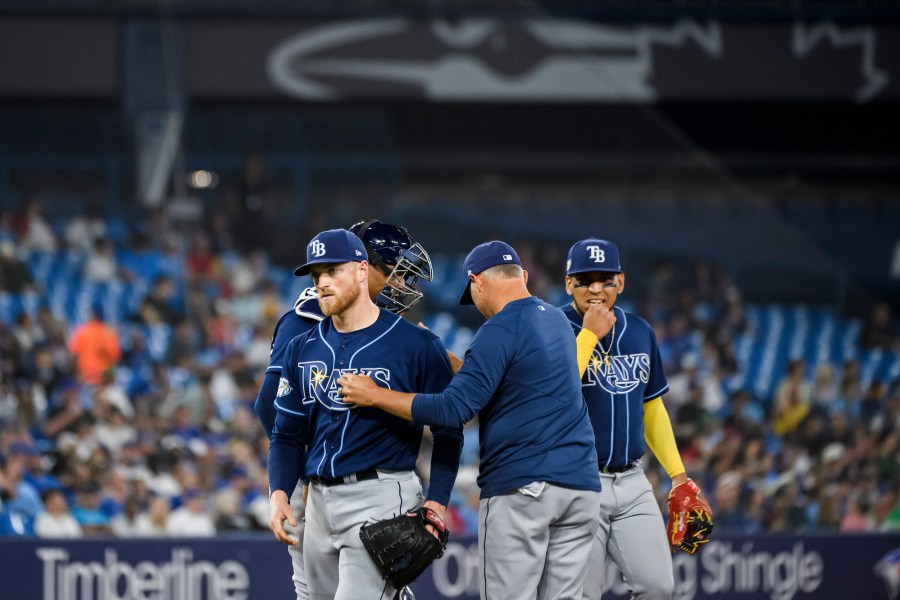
311, 468, 380, 486
600, 461, 639, 474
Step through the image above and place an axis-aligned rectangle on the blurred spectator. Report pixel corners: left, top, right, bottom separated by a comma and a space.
860, 302, 899, 350
118, 232, 163, 283
212, 466, 260, 532
840, 494, 873, 532
29, 343, 68, 412
110, 495, 152, 537
12, 312, 39, 359
773, 359, 811, 437
765, 482, 806, 533
71, 483, 112, 536
860, 381, 889, 427
94, 405, 137, 457
811, 362, 839, 411
675, 383, 715, 444
0, 240, 35, 293
711, 471, 755, 533
145, 275, 182, 325
65, 203, 107, 253
34, 488, 82, 538
185, 230, 221, 284
0, 446, 43, 534
41, 382, 87, 440
13, 193, 57, 253
67, 304, 121, 385
83, 238, 118, 282
166, 319, 199, 369
166, 488, 215, 536
838, 359, 864, 411
36, 304, 68, 347
141, 495, 171, 536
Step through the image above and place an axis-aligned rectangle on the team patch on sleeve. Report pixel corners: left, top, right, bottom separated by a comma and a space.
276, 377, 293, 398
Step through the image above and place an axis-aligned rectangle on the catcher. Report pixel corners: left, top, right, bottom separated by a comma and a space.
562, 238, 713, 599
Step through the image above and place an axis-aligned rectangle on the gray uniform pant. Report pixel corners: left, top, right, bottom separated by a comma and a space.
479, 483, 600, 600
286, 480, 310, 600
581, 467, 674, 600
304, 470, 424, 600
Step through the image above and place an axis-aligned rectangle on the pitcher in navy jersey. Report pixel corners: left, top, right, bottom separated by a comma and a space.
339, 240, 601, 600
562, 238, 708, 600
257, 222, 439, 600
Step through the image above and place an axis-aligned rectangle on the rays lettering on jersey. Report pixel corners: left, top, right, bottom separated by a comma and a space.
296, 361, 391, 410
584, 350, 650, 394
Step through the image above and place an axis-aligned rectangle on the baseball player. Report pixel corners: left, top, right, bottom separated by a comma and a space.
267, 228, 463, 600
254, 219, 433, 600
339, 241, 602, 600
561, 238, 710, 600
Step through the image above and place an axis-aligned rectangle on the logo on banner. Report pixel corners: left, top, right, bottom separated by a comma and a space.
267, 19, 889, 104
875, 547, 900, 600
267, 18, 723, 102
35, 547, 250, 600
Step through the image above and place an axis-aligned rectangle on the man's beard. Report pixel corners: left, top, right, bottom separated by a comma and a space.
319, 282, 362, 317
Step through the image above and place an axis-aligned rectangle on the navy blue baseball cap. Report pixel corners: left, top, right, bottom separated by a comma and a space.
459, 241, 521, 305
566, 238, 622, 275
294, 229, 368, 276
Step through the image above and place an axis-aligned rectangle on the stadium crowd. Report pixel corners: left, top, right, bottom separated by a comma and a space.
1, 194, 899, 540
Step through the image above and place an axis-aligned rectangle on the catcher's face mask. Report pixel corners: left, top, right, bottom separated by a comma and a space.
374, 243, 433, 315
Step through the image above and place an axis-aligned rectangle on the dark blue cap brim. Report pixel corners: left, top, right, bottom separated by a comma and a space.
459, 281, 474, 305
566, 267, 622, 276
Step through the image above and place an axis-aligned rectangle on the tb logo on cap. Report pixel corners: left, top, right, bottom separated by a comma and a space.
310, 240, 326, 258
587, 245, 606, 263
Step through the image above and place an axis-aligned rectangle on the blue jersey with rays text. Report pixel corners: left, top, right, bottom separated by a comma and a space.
561, 303, 669, 469
269, 309, 462, 506
413, 296, 600, 499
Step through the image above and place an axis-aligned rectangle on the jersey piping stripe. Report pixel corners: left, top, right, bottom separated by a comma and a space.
315, 440, 328, 477
614, 307, 627, 354
317, 321, 337, 375
605, 392, 614, 470
296, 310, 324, 321
624, 390, 630, 462
644, 385, 670, 401
265, 366, 281, 373
615, 308, 628, 466
273, 400, 305, 417
329, 410, 353, 476
348, 313, 403, 367
316, 320, 338, 410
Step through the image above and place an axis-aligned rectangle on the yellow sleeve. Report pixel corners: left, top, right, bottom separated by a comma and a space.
643, 396, 685, 478
576, 329, 599, 378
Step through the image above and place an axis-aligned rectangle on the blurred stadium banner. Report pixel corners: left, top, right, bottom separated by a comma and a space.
1, 18, 898, 103
1, 533, 899, 599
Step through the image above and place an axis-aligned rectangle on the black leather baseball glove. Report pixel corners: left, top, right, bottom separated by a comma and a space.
360, 506, 449, 588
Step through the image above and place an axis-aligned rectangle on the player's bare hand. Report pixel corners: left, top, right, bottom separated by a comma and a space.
336, 372, 377, 407
269, 490, 298, 546
422, 500, 447, 540
583, 302, 616, 339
